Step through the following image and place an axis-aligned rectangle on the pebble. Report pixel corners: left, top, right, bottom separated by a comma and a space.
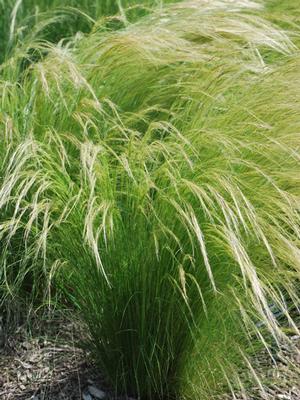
82, 392, 93, 400
291, 335, 300, 341
88, 385, 106, 399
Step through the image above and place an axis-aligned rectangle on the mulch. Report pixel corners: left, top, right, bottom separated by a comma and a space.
0, 315, 299, 400
0, 315, 108, 400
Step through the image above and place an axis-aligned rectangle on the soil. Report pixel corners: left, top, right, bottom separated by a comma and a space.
0, 314, 107, 400
0, 314, 299, 400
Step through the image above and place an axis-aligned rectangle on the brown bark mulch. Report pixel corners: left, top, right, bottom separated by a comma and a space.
0, 316, 299, 400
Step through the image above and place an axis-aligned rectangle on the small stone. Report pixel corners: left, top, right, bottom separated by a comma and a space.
88, 385, 106, 399
291, 335, 300, 341
82, 392, 92, 400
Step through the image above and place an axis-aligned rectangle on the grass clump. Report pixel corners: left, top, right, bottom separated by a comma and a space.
0, 0, 300, 399
0, 0, 176, 64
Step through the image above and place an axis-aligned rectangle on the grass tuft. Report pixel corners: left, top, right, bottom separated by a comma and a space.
0, 0, 299, 399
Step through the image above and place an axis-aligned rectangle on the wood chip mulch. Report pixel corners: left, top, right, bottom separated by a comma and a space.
0, 316, 299, 400
0, 317, 107, 400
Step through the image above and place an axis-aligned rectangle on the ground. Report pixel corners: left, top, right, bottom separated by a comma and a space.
0, 314, 299, 400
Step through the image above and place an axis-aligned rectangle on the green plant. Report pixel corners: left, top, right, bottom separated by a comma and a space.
0, 0, 299, 399
0, 0, 176, 64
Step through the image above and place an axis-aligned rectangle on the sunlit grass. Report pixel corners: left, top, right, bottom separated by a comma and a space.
0, 0, 176, 63
0, 1, 299, 399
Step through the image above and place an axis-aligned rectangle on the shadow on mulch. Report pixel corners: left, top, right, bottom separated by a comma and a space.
0, 313, 107, 400
13, 363, 91, 400
1, 312, 300, 400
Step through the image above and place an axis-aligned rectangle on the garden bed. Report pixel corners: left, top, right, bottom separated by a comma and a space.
1, 316, 299, 400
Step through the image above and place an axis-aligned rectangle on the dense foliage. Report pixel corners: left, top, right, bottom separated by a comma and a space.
0, 1, 299, 399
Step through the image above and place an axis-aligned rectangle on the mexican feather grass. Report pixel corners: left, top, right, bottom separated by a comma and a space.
0, 0, 300, 399
0, 0, 176, 63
